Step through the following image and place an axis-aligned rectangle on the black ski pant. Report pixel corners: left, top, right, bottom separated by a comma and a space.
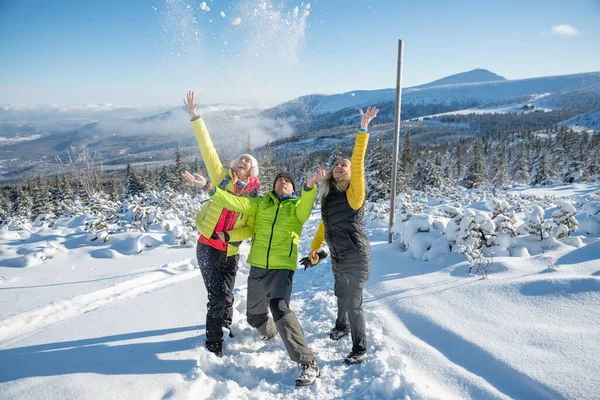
332, 257, 367, 353
246, 266, 315, 364
196, 241, 239, 347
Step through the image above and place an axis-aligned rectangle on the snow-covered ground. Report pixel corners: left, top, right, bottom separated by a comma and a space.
1, 186, 600, 399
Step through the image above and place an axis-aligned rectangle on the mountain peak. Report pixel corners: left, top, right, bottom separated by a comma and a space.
415, 68, 507, 89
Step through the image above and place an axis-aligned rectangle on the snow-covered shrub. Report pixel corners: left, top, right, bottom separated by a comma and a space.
439, 203, 464, 244
401, 214, 447, 260
485, 198, 509, 219
578, 201, 600, 235
87, 230, 110, 242
365, 201, 389, 221
486, 197, 518, 236
551, 201, 578, 239
518, 205, 554, 240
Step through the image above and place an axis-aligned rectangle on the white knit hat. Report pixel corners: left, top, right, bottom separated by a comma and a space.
230, 153, 259, 177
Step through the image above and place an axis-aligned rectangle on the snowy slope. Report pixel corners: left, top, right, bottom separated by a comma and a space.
559, 109, 600, 132
1, 185, 600, 399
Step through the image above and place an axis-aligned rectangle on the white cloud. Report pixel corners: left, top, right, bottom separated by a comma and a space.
550, 24, 580, 36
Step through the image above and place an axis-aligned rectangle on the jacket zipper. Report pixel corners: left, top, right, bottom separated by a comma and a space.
265, 201, 281, 269
288, 238, 294, 257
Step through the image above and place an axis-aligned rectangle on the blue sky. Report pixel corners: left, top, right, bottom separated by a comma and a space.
1, 0, 599, 107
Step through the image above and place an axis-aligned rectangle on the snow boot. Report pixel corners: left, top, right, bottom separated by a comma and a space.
329, 326, 350, 341
343, 349, 366, 365
204, 340, 223, 357
295, 358, 320, 386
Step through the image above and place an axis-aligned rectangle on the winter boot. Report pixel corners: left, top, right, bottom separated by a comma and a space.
343, 349, 366, 365
329, 326, 350, 341
295, 358, 320, 386
204, 340, 223, 357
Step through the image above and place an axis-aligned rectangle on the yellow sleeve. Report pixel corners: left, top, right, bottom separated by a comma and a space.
310, 221, 325, 251
347, 132, 369, 210
191, 118, 228, 183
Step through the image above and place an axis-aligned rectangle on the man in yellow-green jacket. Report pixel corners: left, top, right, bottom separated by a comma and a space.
184, 91, 261, 357
183, 168, 326, 387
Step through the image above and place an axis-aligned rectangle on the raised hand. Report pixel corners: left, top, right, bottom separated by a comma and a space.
184, 91, 200, 118
306, 168, 327, 189
182, 171, 206, 188
359, 106, 379, 130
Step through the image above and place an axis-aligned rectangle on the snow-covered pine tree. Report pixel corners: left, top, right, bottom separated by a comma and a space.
244, 134, 254, 155
170, 148, 185, 192
105, 176, 121, 203
454, 139, 467, 183
550, 126, 568, 177
54, 175, 74, 217
561, 160, 584, 183
10, 185, 32, 220
511, 142, 530, 184
260, 140, 278, 194
49, 175, 64, 217
583, 132, 599, 180
158, 165, 170, 191
30, 176, 54, 219
551, 201, 578, 238
0, 187, 6, 221
491, 140, 509, 190
142, 167, 156, 192
463, 139, 485, 188
485, 198, 517, 236
399, 129, 414, 187
455, 209, 496, 268
530, 151, 552, 186
412, 157, 442, 191
124, 162, 144, 198
191, 157, 201, 174
441, 149, 458, 187
366, 136, 390, 201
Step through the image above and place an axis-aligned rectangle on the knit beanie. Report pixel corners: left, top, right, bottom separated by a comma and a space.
229, 153, 259, 177
273, 172, 296, 192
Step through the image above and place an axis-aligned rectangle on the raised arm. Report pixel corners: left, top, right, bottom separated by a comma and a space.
295, 168, 326, 223
347, 106, 378, 210
185, 91, 227, 183
183, 171, 259, 216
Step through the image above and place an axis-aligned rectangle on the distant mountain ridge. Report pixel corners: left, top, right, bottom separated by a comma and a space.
260, 70, 600, 133
414, 68, 506, 88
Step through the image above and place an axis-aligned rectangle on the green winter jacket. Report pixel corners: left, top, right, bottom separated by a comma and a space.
192, 118, 255, 257
209, 186, 317, 271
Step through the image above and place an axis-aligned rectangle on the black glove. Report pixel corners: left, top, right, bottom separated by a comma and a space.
299, 250, 328, 270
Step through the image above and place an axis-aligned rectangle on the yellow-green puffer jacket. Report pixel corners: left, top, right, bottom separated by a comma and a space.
208, 186, 317, 271
192, 118, 255, 257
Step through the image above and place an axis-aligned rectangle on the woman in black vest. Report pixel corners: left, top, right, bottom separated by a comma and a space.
308, 106, 378, 365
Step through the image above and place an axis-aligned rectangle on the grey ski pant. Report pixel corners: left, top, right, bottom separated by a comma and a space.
332, 258, 367, 352
246, 266, 315, 364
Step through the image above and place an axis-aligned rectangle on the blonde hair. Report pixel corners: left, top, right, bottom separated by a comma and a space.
320, 158, 351, 198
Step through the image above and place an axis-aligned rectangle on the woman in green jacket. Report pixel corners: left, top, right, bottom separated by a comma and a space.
183, 168, 326, 387
184, 91, 261, 357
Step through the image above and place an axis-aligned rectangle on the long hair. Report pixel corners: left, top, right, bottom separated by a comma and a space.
320, 158, 351, 198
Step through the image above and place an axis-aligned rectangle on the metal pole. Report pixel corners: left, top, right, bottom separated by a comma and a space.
388, 39, 404, 243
